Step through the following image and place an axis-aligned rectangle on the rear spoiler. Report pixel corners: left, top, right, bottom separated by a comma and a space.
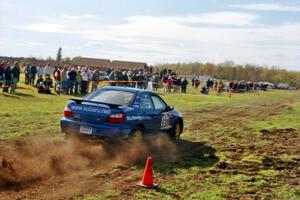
70, 99, 121, 109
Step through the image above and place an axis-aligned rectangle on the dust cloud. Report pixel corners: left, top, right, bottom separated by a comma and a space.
0, 134, 178, 190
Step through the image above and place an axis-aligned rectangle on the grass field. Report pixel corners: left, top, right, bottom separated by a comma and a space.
0, 78, 300, 200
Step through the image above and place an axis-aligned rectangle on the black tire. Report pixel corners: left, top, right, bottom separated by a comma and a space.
170, 120, 182, 140
131, 126, 144, 141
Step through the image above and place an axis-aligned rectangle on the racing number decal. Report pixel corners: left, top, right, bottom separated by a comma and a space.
161, 115, 170, 129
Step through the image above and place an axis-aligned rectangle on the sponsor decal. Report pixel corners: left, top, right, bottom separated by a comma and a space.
161, 114, 171, 129
126, 116, 151, 121
82, 102, 110, 108
71, 105, 111, 115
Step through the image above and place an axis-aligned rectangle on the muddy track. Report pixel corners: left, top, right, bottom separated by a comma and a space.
183, 99, 300, 199
0, 133, 218, 199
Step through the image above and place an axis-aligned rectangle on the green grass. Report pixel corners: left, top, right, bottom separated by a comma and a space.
0, 86, 70, 139
249, 102, 300, 132
1, 76, 300, 199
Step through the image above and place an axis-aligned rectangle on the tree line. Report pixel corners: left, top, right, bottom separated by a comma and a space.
157, 61, 300, 87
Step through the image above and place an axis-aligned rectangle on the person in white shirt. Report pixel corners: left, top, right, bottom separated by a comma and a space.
37, 64, 44, 78
81, 67, 89, 94
147, 78, 153, 91
86, 67, 93, 92
44, 63, 51, 77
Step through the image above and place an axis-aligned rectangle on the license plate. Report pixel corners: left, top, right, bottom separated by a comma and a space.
79, 126, 93, 135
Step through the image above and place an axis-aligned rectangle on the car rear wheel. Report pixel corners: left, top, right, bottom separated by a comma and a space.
132, 127, 144, 141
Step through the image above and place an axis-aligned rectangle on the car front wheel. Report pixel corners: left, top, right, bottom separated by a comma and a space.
170, 120, 182, 140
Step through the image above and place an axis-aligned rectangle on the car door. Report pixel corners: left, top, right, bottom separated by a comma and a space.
149, 95, 172, 132
139, 93, 157, 132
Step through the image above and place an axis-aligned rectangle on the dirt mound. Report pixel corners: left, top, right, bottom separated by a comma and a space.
0, 134, 178, 191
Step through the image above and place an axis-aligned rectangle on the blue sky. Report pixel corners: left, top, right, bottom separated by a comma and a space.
0, 0, 299, 70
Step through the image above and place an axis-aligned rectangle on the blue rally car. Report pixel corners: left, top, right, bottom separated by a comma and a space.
60, 86, 183, 140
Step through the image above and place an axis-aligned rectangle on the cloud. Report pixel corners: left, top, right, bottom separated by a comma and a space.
231, 3, 300, 12
62, 14, 97, 20
7, 12, 300, 69
13, 23, 68, 33
128, 12, 259, 26
77, 15, 300, 68
85, 41, 105, 47
17, 42, 45, 47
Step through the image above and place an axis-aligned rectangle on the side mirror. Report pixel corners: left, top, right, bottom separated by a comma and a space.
166, 105, 174, 111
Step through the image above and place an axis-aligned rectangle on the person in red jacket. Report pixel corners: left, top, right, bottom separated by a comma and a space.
54, 66, 61, 93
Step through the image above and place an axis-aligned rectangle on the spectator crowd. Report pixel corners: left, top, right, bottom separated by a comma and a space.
0, 60, 270, 95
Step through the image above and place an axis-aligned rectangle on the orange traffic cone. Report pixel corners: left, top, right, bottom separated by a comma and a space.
137, 156, 158, 189
289, 99, 294, 104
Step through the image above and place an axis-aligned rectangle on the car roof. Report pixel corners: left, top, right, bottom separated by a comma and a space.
99, 86, 156, 95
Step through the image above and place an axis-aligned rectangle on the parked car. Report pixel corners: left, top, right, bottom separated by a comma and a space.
99, 71, 109, 81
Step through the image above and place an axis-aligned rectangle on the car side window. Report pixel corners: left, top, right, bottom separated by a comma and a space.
150, 95, 166, 110
140, 93, 154, 109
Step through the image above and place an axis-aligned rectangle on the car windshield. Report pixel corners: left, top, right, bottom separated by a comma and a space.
84, 90, 135, 106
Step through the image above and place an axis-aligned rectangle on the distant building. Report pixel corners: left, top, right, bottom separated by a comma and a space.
0, 56, 148, 71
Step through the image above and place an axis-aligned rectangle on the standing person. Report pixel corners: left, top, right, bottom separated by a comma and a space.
142, 71, 148, 89
177, 77, 182, 92
167, 75, 173, 93
3, 62, 11, 92
116, 70, 123, 87
137, 71, 144, 89
181, 77, 188, 93
0, 61, 4, 86
24, 63, 30, 84
131, 70, 138, 88
75, 67, 81, 94
195, 79, 200, 89
217, 80, 225, 94
30, 64, 37, 85
91, 68, 100, 91
81, 68, 89, 94
67, 67, 77, 95
206, 79, 213, 90
172, 75, 178, 93
44, 63, 51, 77
87, 67, 93, 92
52, 65, 59, 92
54, 66, 61, 93
191, 78, 195, 87
152, 73, 160, 91
214, 81, 218, 91
147, 78, 153, 91
162, 68, 167, 77
60, 67, 68, 94
10, 62, 20, 92
122, 70, 129, 87
53, 66, 58, 78
37, 64, 43, 78
162, 76, 168, 93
